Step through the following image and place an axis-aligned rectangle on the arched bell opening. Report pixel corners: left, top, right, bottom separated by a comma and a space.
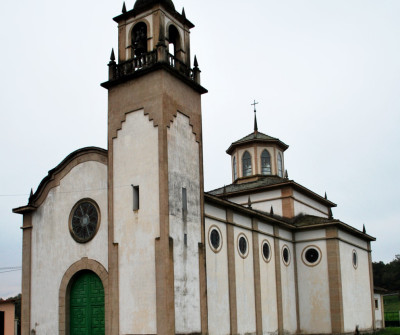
167, 24, 183, 67
131, 22, 148, 59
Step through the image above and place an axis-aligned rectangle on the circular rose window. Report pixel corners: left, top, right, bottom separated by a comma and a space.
302, 246, 322, 267
69, 200, 100, 243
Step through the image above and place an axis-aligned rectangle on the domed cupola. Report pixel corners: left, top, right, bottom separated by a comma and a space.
133, 0, 175, 12
227, 103, 289, 183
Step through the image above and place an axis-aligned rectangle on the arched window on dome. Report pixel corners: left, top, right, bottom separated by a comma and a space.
261, 150, 271, 175
233, 156, 237, 180
277, 153, 283, 177
242, 151, 252, 177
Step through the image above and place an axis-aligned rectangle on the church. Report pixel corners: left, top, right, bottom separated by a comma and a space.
13, 0, 377, 334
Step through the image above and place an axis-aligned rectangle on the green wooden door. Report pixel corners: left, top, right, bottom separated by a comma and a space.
70, 271, 105, 335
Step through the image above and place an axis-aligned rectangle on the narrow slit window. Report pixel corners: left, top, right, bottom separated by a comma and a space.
182, 187, 187, 213
132, 185, 139, 211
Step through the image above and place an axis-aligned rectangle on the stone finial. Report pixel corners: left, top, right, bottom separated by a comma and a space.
122, 2, 127, 13
182, 7, 186, 19
363, 224, 366, 234
28, 188, 34, 205
193, 55, 201, 84
108, 49, 117, 80
248, 196, 252, 209
328, 207, 333, 220
325, 192, 328, 200
270, 206, 274, 215
110, 48, 116, 62
284, 170, 289, 179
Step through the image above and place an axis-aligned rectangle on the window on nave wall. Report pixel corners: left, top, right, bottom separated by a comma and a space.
261, 149, 271, 175
242, 151, 252, 177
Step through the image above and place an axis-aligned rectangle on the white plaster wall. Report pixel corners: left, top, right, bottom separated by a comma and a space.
234, 227, 257, 335
259, 234, 278, 334
338, 230, 368, 250
293, 190, 328, 217
295, 229, 326, 242
248, 190, 282, 203
374, 293, 384, 329
205, 203, 226, 221
340, 241, 373, 332
227, 192, 283, 217
168, 112, 201, 333
113, 110, 159, 334
296, 241, 332, 334
30, 161, 108, 334
258, 221, 274, 235
233, 212, 252, 229
205, 218, 230, 335
278, 228, 292, 241
279, 240, 297, 333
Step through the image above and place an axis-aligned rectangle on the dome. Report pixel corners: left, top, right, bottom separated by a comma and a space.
134, 0, 175, 12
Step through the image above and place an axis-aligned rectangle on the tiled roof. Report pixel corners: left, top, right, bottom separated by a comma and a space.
226, 131, 289, 154
208, 176, 286, 195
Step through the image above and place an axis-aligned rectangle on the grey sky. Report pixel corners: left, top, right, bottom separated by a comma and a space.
1, 0, 399, 298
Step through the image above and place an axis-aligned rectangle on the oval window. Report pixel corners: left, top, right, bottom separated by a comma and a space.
237, 234, 248, 258
352, 250, 358, 269
208, 226, 222, 253
262, 240, 271, 262
282, 245, 290, 265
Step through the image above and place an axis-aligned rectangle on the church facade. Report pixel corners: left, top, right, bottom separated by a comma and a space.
13, 1, 376, 334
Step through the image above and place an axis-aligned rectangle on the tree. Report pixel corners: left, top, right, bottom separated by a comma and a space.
373, 255, 400, 292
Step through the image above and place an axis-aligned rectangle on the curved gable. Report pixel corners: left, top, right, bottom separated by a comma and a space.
13, 147, 107, 214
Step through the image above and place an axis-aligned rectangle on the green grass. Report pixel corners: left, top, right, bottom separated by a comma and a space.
375, 328, 400, 335
385, 295, 400, 313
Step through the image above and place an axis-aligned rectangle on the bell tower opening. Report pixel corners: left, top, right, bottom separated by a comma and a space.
132, 22, 148, 58
168, 24, 181, 59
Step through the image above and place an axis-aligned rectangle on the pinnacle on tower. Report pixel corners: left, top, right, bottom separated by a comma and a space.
194, 55, 199, 68
122, 2, 127, 13
284, 170, 289, 179
270, 206, 274, 215
363, 224, 366, 234
251, 100, 258, 133
182, 7, 186, 19
325, 192, 328, 200
110, 48, 116, 62
248, 196, 252, 209
328, 207, 333, 220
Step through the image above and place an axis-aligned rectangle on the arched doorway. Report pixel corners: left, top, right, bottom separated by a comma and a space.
70, 271, 105, 335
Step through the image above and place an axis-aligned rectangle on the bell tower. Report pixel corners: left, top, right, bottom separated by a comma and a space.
101, 1, 207, 334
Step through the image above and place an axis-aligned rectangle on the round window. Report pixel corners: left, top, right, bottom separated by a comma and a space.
302, 246, 322, 266
237, 234, 248, 258
208, 226, 222, 253
262, 240, 272, 262
69, 199, 100, 243
210, 229, 220, 250
352, 250, 358, 269
282, 245, 290, 265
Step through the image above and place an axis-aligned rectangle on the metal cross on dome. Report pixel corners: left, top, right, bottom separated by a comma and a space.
251, 100, 259, 132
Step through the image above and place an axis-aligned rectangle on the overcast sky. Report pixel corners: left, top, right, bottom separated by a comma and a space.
0, 0, 399, 298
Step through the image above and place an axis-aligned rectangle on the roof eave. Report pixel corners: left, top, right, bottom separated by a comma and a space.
226, 139, 289, 155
